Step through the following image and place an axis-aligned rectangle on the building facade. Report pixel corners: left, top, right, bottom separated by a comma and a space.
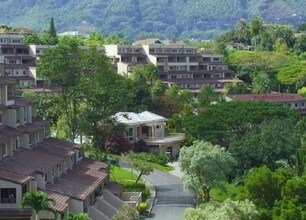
0, 77, 127, 220
105, 39, 241, 92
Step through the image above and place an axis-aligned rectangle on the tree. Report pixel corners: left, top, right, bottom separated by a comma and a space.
252, 73, 272, 94
112, 204, 138, 220
104, 135, 132, 155
184, 199, 259, 220
250, 17, 264, 37
197, 84, 220, 107
235, 19, 251, 45
37, 38, 83, 141
43, 18, 58, 45
236, 166, 292, 219
224, 82, 250, 94
126, 153, 153, 184
151, 79, 165, 97
179, 141, 236, 203
21, 191, 56, 220
165, 85, 180, 100
184, 101, 298, 147
65, 213, 91, 220
273, 176, 306, 220
229, 118, 302, 172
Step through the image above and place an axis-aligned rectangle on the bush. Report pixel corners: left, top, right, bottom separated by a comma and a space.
133, 139, 149, 152
138, 202, 148, 214
104, 135, 132, 155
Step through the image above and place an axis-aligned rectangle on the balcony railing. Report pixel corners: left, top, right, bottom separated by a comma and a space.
1, 198, 16, 203
143, 133, 185, 144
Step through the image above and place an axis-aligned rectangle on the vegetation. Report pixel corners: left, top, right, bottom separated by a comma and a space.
179, 141, 236, 203
21, 191, 56, 220
1, 1, 305, 40
65, 213, 91, 220
112, 204, 138, 220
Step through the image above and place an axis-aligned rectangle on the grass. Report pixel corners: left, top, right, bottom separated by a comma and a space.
110, 166, 150, 201
151, 163, 174, 171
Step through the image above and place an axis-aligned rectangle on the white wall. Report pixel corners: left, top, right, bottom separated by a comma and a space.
0, 179, 22, 209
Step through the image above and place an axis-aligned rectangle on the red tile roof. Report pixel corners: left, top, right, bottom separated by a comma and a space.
47, 191, 70, 213
108, 181, 123, 196
0, 168, 32, 184
228, 93, 306, 102
45, 137, 82, 149
46, 165, 107, 200
0, 125, 24, 144
78, 158, 109, 170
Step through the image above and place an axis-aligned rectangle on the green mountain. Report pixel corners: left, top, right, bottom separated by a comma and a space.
0, 0, 305, 40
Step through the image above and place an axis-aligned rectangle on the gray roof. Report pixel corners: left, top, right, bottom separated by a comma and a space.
114, 111, 167, 126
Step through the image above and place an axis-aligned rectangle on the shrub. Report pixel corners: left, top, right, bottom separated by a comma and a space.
138, 202, 148, 214
133, 139, 149, 152
104, 135, 132, 155
132, 152, 169, 166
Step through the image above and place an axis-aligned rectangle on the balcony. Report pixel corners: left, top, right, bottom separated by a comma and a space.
143, 133, 185, 145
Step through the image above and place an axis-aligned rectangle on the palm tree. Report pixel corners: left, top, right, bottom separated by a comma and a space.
236, 19, 251, 46
21, 191, 56, 220
197, 84, 219, 107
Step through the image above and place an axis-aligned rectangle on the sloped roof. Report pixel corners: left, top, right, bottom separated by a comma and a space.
228, 93, 306, 102
115, 111, 167, 126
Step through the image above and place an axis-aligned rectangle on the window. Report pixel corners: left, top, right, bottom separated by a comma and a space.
12, 39, 21, 43
45, 174, 48, 182
128, 128, 134, 141
22, 184, 27, 196
9, 60, 17, 64
57, 164, 62, 173
52, 168, 55, 177
0, 188, 16, 204
156, 125, 161, 129
295, 103, 298, 108
0, 113, 2, 125
2, 144, 7, 156
302, 102, 305, 107
23, 71, 26, 75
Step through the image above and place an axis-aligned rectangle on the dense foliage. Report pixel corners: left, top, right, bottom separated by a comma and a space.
0, 0, 305, 40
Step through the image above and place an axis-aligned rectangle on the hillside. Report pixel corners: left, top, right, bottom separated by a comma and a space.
0, 0, 305, 40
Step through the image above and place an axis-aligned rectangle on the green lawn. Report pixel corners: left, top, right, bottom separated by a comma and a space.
110, 166, 150, 201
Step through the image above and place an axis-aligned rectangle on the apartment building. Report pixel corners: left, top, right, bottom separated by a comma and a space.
115, 111, 185, 159
106, 39, 241, 92
0, 77, 129, 220
0, 33, 36, 87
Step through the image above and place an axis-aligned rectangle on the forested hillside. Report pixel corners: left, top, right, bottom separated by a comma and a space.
0, 0, 305, 40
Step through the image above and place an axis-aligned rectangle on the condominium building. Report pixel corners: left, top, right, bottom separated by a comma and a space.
0, 33, 36, 87
105, 39, 241, 92
0, 77, 130, 220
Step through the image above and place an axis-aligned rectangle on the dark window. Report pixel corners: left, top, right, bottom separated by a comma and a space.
22, 184, 27, 196
1, 188, 16, 203
45, 174, 48, 182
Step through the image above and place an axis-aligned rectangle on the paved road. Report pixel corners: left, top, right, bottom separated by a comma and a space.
119, 160, 196, 220
145, 168, 196, 220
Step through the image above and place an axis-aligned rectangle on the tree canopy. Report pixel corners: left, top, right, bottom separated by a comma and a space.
179, 140, 236, 202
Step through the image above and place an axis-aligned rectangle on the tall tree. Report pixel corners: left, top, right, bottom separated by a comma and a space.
44, 18, 58, 45
179, 140, 236, 203
235, 19, 251, 45
21, 191, 56, 220
37, 38, 83, 141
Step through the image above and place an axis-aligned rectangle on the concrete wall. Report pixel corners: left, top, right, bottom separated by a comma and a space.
70, 199, 84, 213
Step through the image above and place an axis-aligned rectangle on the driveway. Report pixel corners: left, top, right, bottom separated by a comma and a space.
119, 160, 196, 220
145, 167, 196, 220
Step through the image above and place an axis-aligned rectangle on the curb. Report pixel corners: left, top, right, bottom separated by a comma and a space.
143, 177, 156, 216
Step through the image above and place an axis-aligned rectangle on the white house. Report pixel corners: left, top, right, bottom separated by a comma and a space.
115, 111, 185, 158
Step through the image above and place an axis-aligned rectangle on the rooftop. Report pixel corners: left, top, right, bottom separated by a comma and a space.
115, 111, 167, 126
228, 93, 306, 102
